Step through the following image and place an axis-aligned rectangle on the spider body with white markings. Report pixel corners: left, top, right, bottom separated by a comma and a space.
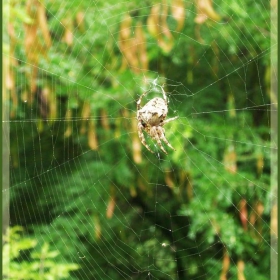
136, 87, 178, 154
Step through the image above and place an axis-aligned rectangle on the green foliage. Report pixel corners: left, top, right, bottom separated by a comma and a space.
7, 0, 272, 279
3, 227, 79, 280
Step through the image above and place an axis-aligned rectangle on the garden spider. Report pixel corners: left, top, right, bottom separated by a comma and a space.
136, 87, 178, 154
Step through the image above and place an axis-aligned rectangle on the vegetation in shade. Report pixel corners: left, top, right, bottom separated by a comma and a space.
3, 227, 79, 279
5, 0, 273, 279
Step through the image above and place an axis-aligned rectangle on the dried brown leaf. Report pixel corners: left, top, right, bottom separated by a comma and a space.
157, 2, 174, 53
119, 14, 139, 72
237, 260, 245, 280
171, 0, 185, 31
62, 17, 74, 46
239, 199, 248, 231
131, 117, 142, 164
211, 219, 220, 234
120, 14, 132, 40
137, 177, 146, 192
212, 41, 219, 77
165, 171, 175, 189
64, 29, 74, 46
24, 22, 38, 62
94, 214, 101, 240
37, 119, 44, 133
37, 3, 52, 48
227, 93, 236, 118
24, 0, 50, 102
24, 1, 45, 63
64, 109, 72, 138
80, 102, 91, 134
88, 120, 98, 150
8, 23, 17, 67
256, 201, 264, 216
195, 24, 204, 43
186, 180, 193, 200
132, 136, 142, 164
220, 249, 230, 280
106, 192, 116, 219
46, 88, 57, 121
250, 201, 264, 233
6, 68, 14, 91
114, 116, 122, 139
249, 212, 257, 227
224, 145, 237, 174
130, 186, 137, 197
28, 66, 39, 103
161, 1, 173, 39
147, 4, 161, 38
37, 88, 49, 118
119, 16, 148, 73
135, 22, 148, 72
195, 0, 221, 24
256, 154, 264, 175
100, 109, 110, 130
76, 11, 85, 32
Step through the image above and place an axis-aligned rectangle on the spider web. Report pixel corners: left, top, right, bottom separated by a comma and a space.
3, 0, 278, 279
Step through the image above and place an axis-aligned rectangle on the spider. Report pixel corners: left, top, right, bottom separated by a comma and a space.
136, 86, 178, 154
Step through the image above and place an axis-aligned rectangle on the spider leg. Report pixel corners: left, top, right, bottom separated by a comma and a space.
161, 116, 178, 125
137, 91, 149, 111
151, 127, 167, 154
138, 123, 154, 154
157, 127, 176, 151
159, 85, 167, 106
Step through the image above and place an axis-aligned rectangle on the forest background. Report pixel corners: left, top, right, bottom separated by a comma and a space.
3, 0, 277, 279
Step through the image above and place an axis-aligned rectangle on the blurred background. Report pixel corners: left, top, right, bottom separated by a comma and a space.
3, 0, 277, 279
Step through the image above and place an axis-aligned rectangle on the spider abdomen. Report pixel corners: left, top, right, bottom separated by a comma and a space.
137, 97, 167, 126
